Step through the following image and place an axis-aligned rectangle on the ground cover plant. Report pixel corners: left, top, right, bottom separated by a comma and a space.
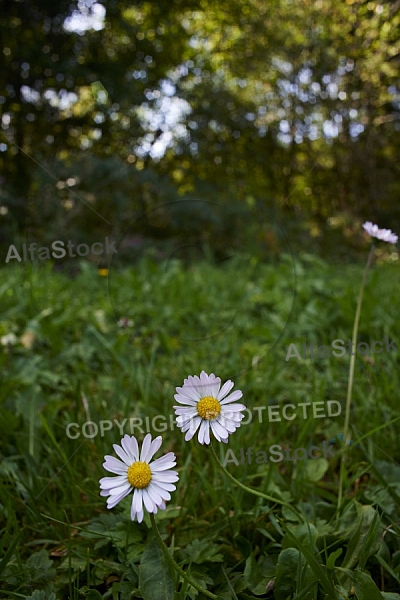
1, 249, 400, 599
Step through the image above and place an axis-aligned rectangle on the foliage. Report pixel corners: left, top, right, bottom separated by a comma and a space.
0, 255, 400, 597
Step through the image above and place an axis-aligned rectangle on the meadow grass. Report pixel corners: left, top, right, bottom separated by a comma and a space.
0, 253, 400, 599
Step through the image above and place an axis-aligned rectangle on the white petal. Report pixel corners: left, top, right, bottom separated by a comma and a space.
210, 421, 222, 442
175, 415, 198, 425
130, 498, 136, 520
213, 420, 229, 437
130, 436, 140, 460
147, 436, 163, 462
185, 428, 195, 441
147, 482, 163, 505
132, 488, 143, 514
199, 371, 214, 395
173, 406, 197, 416
130, 498, 144, 523
209, 381, 221, 398
204, 421, 210, 444
217, 418, 237, 433
151, 453, 176, 472
180, 417, 199, 431
121, 435, 139, 462
195, 372, 219, 398
108, 482, 131, 496
113, 443, 131, 466
154, 480, 176, 492
221, 403, 245, 413
150, 481, 171, 501
103, 456, 128, 475
140, 433, 153, 462
181, 415, 201, 437
217, 380, 234, 400
219, 416, 243, 428
228, 409, 245, 419
198, 420, 208, 445
152, 470, 179, 483
220, 390, 243, 405
187, 375, 204, 396
107, 487, 131, 508
99, 475, 127, 489
143, 488, 155, 512
176, 385, 200, 401
174, 393, 198, 406
211, 420, 230, 441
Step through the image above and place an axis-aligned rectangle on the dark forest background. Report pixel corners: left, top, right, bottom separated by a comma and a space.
0, 0, 399, 262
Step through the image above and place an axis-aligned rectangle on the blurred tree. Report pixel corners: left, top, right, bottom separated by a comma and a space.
0, 0, 399, 256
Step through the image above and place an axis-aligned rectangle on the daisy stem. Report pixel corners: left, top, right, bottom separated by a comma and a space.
210, 443, 301, 519
149, 513, 219, 600
337, 243, 374, 511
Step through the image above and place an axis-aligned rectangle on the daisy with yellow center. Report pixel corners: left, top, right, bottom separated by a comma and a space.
100, 433, 179, 522
174, 370, 246, 444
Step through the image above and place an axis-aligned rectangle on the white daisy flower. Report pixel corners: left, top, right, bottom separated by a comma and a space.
363, 221, 398, 244
174, 370, 246, 445
100, 433, 179, 523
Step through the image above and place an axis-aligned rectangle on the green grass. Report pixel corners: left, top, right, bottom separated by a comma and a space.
1, 252, 400, 599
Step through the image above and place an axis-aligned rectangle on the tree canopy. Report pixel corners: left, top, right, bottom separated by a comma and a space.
1, 0, 399, 257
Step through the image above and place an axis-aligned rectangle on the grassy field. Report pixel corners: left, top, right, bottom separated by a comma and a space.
1, 252, 400, 599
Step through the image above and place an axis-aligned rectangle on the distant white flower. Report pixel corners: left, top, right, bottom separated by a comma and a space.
0, 333, 17, 346
118, 317, 134, 328
174, 371, 246, 445
100, 434, 179, 523
363, 221, 398, 244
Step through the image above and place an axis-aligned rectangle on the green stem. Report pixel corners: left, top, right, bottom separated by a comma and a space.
149, 513, 218, 600
338, 244, 374, 510
210, 443, 302, 519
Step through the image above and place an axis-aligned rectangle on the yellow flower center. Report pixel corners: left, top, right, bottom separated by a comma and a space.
127, 461, 152, 488
197, 396, 221, 420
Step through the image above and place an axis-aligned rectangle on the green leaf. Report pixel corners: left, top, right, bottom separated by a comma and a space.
78, 588, 104, 600
281, 523, 338, 598
327, 548, 343, 571
358, 511, 381, 569
304, 458, 329, 482
25, 549, 56, 579
352, 569, 383, 600
341, 505, 377, 571
243, 553, 275, 595
274, 548, 303, 600
186, 565, 214, 600
0, 529, 23, 572
26, 593, 57, 600
282, 522, 319, 553
180, 538, 223, 565
139, 536, 175, 600
376, 554, 400, 585
364, 485, 397, 517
